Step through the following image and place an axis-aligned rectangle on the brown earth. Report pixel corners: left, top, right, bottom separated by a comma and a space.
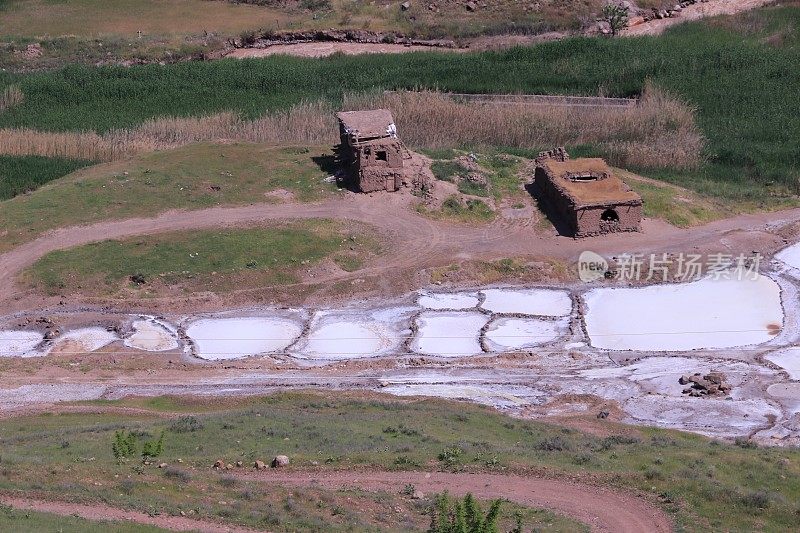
1, 470, 671, 533
249, 470, 672, 533
0, 494, 259, 533
0, 191, 794, 313
622, 0, 777, 36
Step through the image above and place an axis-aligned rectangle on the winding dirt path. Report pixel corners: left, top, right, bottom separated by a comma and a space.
0, 494, 257, 533
252, 470, 672, 533
623, 0, 776, 36
1, 470, 671, 533
0, 193, 797, 307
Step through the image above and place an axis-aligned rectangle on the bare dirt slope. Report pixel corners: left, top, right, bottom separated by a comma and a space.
623, 0, 776, 36
0, 192, 794, 309
1, 470, 671, 533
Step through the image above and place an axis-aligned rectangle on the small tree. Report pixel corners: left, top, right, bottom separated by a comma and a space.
602, 2, 629, 36
142, 432, 165, 460
429, 492, 504, 533
112, 430, 137, 461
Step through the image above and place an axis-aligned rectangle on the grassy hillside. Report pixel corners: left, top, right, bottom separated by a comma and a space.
24, 221, 381, 296
0, 392, 798, 531
0, 155, 93, 199
1, 4, 798, 202
0, 143, 337, 254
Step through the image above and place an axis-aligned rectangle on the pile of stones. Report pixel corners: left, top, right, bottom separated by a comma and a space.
679, 371, 732, 397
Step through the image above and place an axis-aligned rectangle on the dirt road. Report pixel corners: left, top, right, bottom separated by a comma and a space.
623, 0, 776, 36
0, 494, 257, 533
252, 470, 671, 533
0, 192, 795, 308
1, 470, 671, 533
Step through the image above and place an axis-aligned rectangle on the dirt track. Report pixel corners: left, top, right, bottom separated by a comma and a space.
261, 471, 672, 533
1, 470, 671, 533
622, 0, 776, 36
0, 192, 796, 309
0, 494, 258, 533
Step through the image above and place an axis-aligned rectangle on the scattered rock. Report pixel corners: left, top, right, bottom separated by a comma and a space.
213, 459, 225, 469
158, 463, 168, 469
235, 460, 243, 467
401, 1, 411, 10
272, 455, 290, 468
680, 372, 731, 397
411, 490, 425, 499
254, 460, 267, 470
597, 411, 609, 419
465, 1, 477, 11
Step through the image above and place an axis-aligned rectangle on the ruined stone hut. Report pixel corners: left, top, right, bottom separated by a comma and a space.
535, 153, 642, 237
336, 109, 407, 193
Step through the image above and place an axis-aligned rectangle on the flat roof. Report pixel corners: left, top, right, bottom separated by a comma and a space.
336, 109, 395, 140
539, 158, 641, 208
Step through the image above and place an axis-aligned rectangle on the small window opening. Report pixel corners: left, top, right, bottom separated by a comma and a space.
572, 174, 598, 181
601, 208, 620, 222
376, 150, 388, 161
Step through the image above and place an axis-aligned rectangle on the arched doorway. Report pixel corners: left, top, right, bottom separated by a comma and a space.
601, 208, 619, 222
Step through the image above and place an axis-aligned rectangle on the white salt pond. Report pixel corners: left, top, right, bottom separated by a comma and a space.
583, 274, 783, 351
49, 327, 118, 354
775, 242, 800, 271
480, 288, 571, 316
293, 307, 414, 360
418, 291, 480, 310
411, 311, 488, 357
124, 319, 179, 352
0, 330, 44, 357
186, 317, 303, 360
484, 317, 567, 351
765, 348, 800, 380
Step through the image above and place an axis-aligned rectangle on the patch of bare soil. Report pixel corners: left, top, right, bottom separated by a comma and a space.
623, 0, 777, 36
0, 494, 259, 533
246, 470, 672, 533
226, 42, 462, 58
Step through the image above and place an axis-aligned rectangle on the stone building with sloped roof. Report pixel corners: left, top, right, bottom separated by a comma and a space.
336, 109, 407, 193
535, 153, 642, 237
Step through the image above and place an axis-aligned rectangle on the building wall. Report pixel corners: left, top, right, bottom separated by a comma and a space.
534, 167, 642, 237
358, 168, 405, 193
575, 204, 642, 237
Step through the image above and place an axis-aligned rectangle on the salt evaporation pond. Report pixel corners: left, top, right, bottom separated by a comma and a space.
418, 291, 480, 310
0, 330, 44, 357
484, 317, 566, 351
480, 288, 571, 316
765, 347, 800, 380
411, 311, 488, 357
583, 274, 783, 351
186, 317, 303, 360
293, 307, 414, 360
50, 327, 118, 353
124, 319, 179, 352
775, 242, 800, 271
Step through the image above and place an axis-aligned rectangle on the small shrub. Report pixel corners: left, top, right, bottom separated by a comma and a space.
112, 430, 137, 460
428, 492, 503, 533
118, 479, 136, 495
438, 446, 464, 467
537, 436, 571, 452
219, 475, 238, 488
163, 467, 192, 483
169, 416, 203, 433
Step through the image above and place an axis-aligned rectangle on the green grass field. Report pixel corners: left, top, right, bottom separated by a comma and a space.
0, 155, 93, 199
1, 4, 799, 204
23, 220, 380, 296
0, 392, 798, 531
0, 143, 337, 254
0, 506, 168, 533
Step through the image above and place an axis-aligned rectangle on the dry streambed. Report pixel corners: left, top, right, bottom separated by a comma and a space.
3, 253, 800, 444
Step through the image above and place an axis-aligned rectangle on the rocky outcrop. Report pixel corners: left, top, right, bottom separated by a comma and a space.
679, 371, 732, 397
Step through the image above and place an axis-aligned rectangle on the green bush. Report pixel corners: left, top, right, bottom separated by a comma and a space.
429, 492, 503, 533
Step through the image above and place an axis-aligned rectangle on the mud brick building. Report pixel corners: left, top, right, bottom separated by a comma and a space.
336, 109, 407, 193
535, 153, 642, 237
